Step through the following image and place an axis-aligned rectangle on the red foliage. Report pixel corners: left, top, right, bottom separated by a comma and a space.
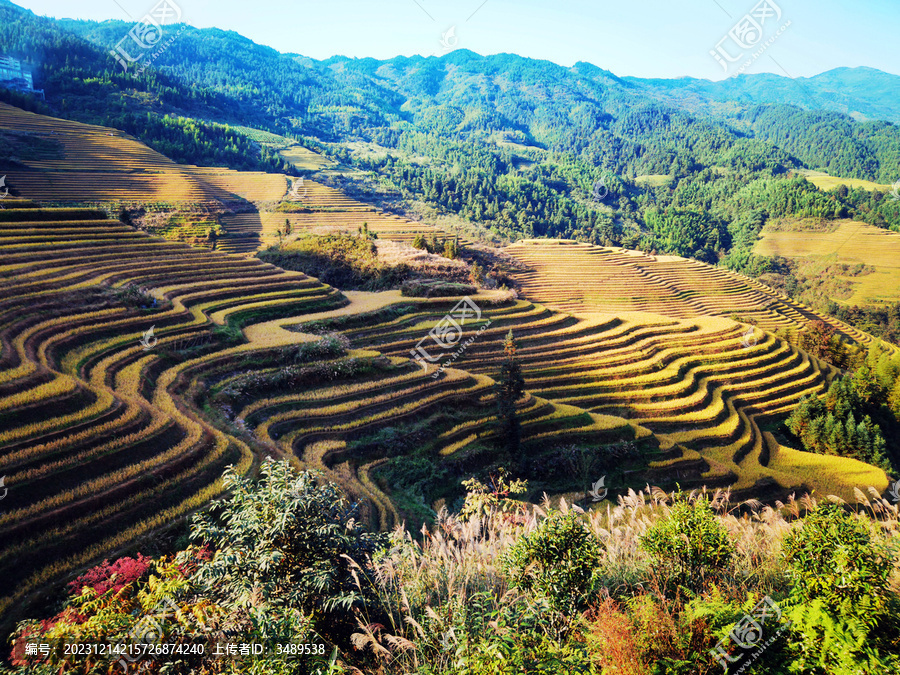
67, 553, 151, 597
176, 545, 214, 577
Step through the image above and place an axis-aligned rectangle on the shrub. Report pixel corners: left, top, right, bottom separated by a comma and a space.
782, 502, 893, 615
258, 234, 408, 290
502, 512, 602, 615
781, 502, 900, 673
400, 278, 476, 297
190, 460, 388, 644
67, 554, 152, 597
459, 468, 528, 520
639, 496, 734, 593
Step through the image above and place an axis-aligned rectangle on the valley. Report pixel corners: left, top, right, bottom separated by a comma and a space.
1, 104, 894, 638
2, 2, 900, 670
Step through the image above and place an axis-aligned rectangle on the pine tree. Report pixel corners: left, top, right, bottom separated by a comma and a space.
443, 237, 458, 259
494, 330, 526, 469
889, 379, 900, 418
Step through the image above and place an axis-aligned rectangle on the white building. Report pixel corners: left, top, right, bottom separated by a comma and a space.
0, 55, 43, 98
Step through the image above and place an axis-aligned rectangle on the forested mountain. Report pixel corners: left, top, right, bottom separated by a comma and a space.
630, 66, 900, 125
1, 0, 899, 262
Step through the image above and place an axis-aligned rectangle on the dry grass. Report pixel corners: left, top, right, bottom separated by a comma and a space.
755, 219, 900, 305
635, 174, 674, 188
278, 144, 335, 170
0, 102, 285, 205
358, 485, 900, 672
797, 169, 893, 192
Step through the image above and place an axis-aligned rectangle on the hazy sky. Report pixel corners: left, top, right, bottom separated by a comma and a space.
12, 0, 900, 80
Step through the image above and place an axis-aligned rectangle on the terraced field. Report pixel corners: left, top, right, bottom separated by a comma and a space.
755, 220, 900, 305
0, 198, 518, 630
229, 124, 335, 170
505, 240, 888, 349
0, 103, 288, 206
279, 144, 335, 171
2, 106, 894, 638
307, 298, 885, 514
797, 169, 894, 193
1, 105, 469, 259
0, 199, 350, 629
217, 178, 475, 252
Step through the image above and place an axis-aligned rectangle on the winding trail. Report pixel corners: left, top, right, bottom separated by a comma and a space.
240, 289, 509, 348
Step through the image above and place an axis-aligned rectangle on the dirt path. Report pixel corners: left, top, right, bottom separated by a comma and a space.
240, 289, 509, 348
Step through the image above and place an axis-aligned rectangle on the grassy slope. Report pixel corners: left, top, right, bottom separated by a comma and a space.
1, 104, 895, 634
797, 169, 894, 192
755, 219, 900, 305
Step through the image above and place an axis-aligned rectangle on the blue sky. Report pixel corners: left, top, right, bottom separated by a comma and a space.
14, 0, 900, 80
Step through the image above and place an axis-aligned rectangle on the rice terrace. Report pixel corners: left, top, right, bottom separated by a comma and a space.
1, 0, 900, 672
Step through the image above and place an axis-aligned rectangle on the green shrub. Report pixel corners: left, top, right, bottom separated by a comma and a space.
782, 503, 893, 613
780, 503, 900, 673
258, 234, 408, 290
639, 496, 734, 593
400, 278, 476, 297
502, 512, 602, 615
191, 460, 387, 645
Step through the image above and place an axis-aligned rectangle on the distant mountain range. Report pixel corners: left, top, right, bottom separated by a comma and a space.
628, 67, 900, 125
1, 0, 898, 274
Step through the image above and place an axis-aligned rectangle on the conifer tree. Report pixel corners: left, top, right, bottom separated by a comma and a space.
494, 330, 526, 469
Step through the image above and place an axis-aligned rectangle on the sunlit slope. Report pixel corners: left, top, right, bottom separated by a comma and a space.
292, 297, 875, 503
755, 220, 900, 305
0, 102, 287, 204
0, 104, 470, 255
505, 240, 887, 348
0, 200, 346, 625
232, 178, 477, 249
